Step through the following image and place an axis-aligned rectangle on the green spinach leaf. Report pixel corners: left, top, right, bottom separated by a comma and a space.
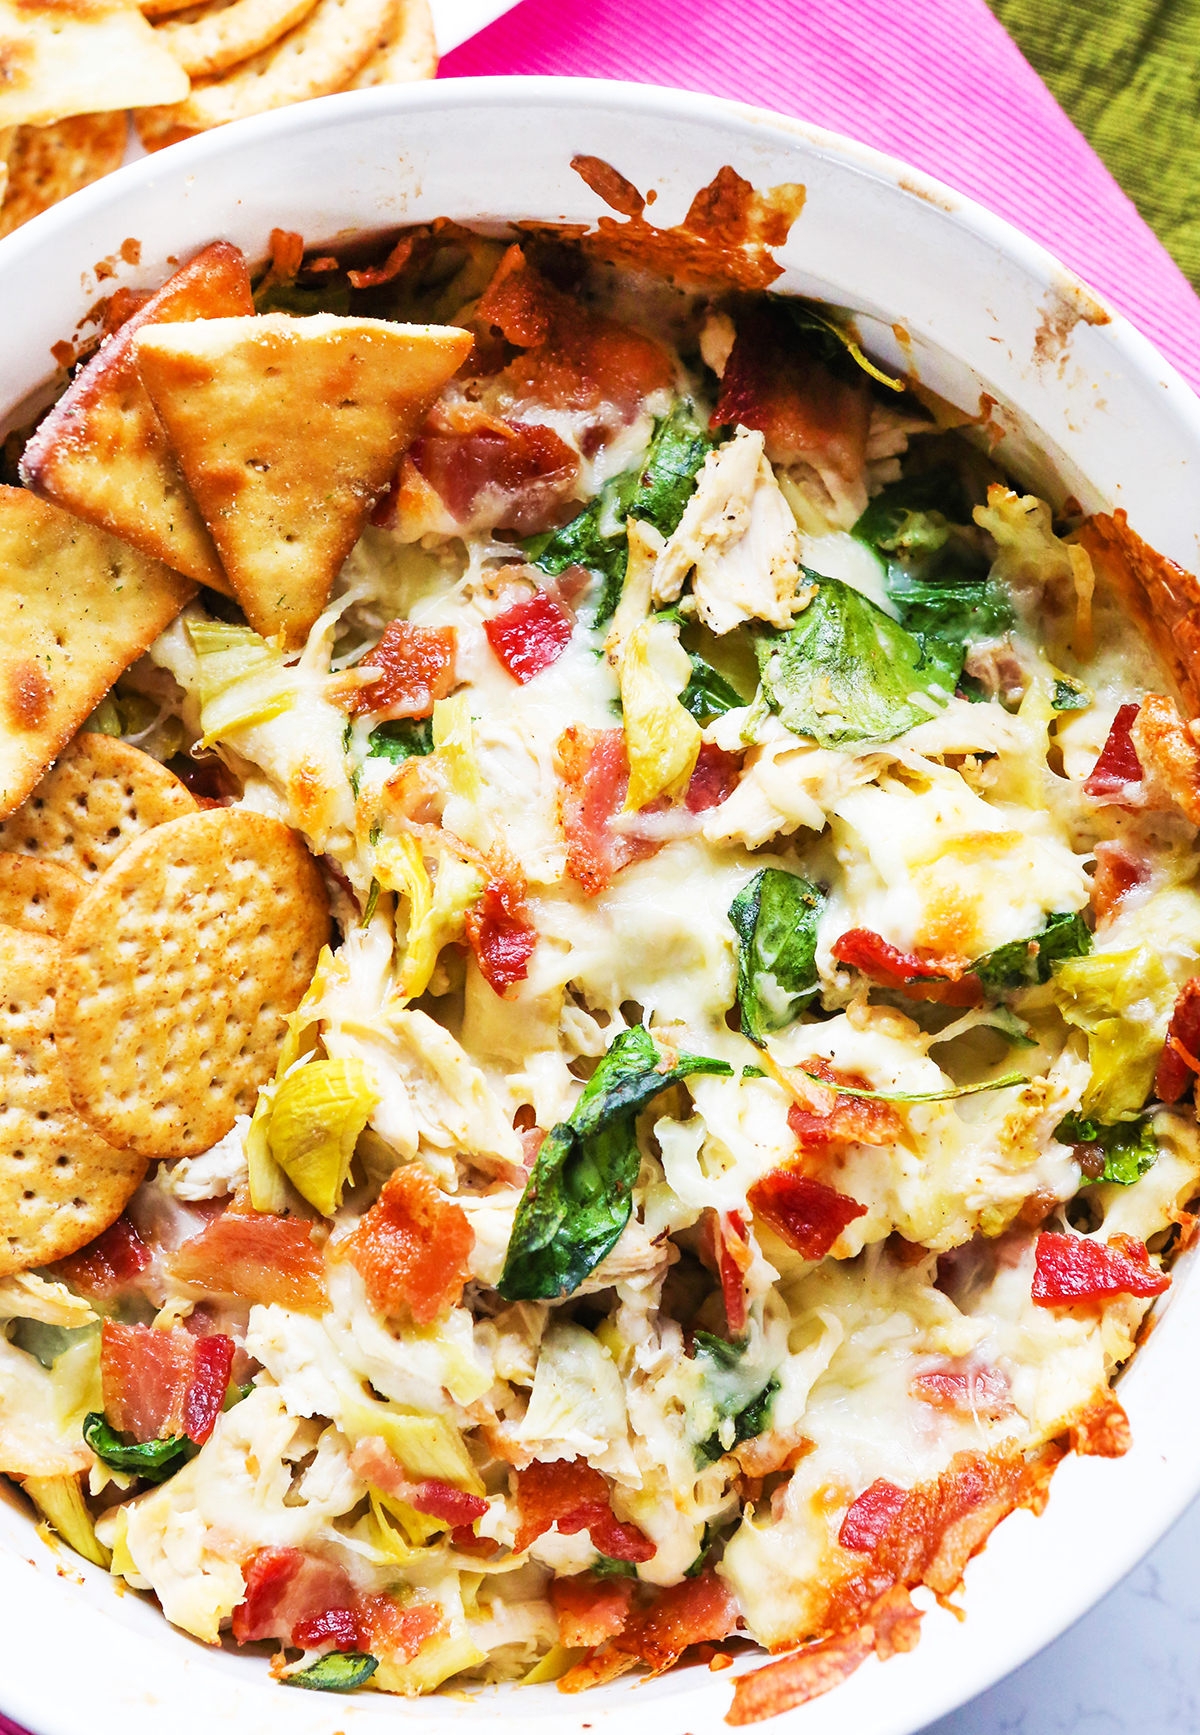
499, 1025, 732, 1301
526, 400, 716, 626
782, 300, 905, 392
1052, 676, 1090, 712
691, 1332, 779, 1465
367, 718, 434, 764
853, 472, 1012, 689
753, 575, 958, 746
283, 1653, 379, 1691
728, 868, 825, 1044
1056, 1113, 1159, 1185
591, 1554, 640, 1579
972, 911, 1092, 993
83, 1413, 195, 1483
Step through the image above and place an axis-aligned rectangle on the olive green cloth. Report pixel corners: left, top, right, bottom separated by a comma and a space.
990, 0, 1200, 291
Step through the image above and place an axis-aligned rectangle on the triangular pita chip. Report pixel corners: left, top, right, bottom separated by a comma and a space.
0, 0, 189, 129
0, 487, 194, 819
133, 313, 473, 645
20, 242, 252, 593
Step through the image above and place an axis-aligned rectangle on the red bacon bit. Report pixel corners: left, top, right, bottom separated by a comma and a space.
838, 1480, 908, 1553
167, 1210, 328, 1314
410, 1480, 488, 1526
713, 302, 871, 476
832, 928, 965, 985
875, 1445, 1059, 1598
100, 1320, 233, 1445
685, 742, 743, 813
54, 1214, 151, 1301
485, 592, 574, 683
551, 1572, 635, 1648
1032, 1231, 1170, 1305
560, 1571, 737, 1693
465, 868, 538, 997
347, 235, 413, 290
910, 1360, 1013, 1420
233, 1548, 360, 1649
341, 621, 457, 720
727, 1626, 873, 1725
358, 1596, 446, 1661
349, 1438, 489, 1526
1156, 977, 1200, 1103
1091, 839, 1150, 927
1084, 703, 1143, 803
707, 1208, 752, 1336
339, 1165, 473, 1326
749, 1166, 867, 1262
293, 1606, 360, 1652
513, 1457, 655, 1562
410, 405, 580, 537
1066, 1389, 1132, 1458
784, 1057, 903, 1153
558, 724, 656, 896
475, 245, 673, 421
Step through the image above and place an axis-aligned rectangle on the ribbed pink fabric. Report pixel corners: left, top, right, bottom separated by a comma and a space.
442, 0, 1200, 393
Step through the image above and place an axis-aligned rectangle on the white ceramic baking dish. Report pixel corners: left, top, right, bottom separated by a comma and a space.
2, 75, 1199, 1735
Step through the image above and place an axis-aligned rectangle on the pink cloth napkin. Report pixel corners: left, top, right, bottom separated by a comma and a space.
442, 0, 1200, 396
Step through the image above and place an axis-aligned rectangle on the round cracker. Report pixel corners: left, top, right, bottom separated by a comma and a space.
57, 807, 329, 1158
0, 929, 148, 1277
0, 114, 128, 242
345, 0, 435, 87
0, 853, 85, 939
0, 732, 197, 882
154, 0, 322, 79
135, 0, 391, 137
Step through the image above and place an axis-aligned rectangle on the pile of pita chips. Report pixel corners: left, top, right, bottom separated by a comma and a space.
133, 311, 472, 642
0, 113, 127, 240
136, 0, 435, 151
21, 240, 253, 590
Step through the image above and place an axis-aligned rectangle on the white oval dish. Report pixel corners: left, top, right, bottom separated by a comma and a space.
1, 75, 1199, 1735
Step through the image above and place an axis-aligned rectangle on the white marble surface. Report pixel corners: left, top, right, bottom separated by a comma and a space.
925, 1488, 1200, 1734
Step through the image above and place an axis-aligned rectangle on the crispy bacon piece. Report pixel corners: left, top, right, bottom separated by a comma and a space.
1077, 511, 1200, 719
233, 1548, 359, 1649
727, 1627, 873, 1725
910, 1360, 1013, 1420
559, 1570, 737, 1692
340, 620, 457, 720
475, 245, 673, 421
358, 1596, 446, 1660
1091, 838, 1149, 927
1065, 1389, 1132, 1458
749, 1166, 866, 1260
551, 1572, 636, 1647
875, 1445, 1059, 1597
1083, 703, 1143, 803
347, 235, 413, 290
838, 1479, 908, 1553
712, 301, 871, 478
167, 1210, 328, 1313
1156, 977, 1200, 1103
732, 1423, 812, 1479
513, 1457, 655, 1562
339, 1165, 473, 1326
1032, 1231, 1170, 1305
685, 741, 743, 812
558, 724, 657, 896
100, 1321, 233, 1445
707, 1208, 752, 1335
410, 405, 580, 537
558, 728, 739, 895
831, 928, 975, 1000
54, 1214, 151, 1301
485, 591, 574, 683
784, 1057, 903, 1153
348, 1436, 488, 1524
466, 879, 538, 996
